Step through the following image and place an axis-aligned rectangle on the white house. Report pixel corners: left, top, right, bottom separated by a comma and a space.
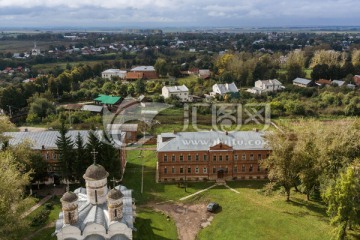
162, 85, 192, 102
247, 79, 284, 94
102, 69, 127, 80
211, 82, 239, 96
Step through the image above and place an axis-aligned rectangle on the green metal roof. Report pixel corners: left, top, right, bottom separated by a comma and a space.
94, 94, 121, 105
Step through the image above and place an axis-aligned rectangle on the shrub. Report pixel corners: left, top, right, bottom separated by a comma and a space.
30, 209, 50, 227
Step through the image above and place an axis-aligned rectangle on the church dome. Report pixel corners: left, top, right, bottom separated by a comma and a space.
61, 191, 78, 203
107, 188, 123, 200
83, 164, 109, 181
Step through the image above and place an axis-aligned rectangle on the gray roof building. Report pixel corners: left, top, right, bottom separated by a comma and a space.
212, 82, 239, 96
130, 66, 155, 72
157, 131, 269, 152
81, 105, 104, 113
4, 130, 125, 150
293, 78, 312, 87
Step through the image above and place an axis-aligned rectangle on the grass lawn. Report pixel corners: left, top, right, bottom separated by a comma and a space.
133, 207, 178, 240
194, 182, 334, 240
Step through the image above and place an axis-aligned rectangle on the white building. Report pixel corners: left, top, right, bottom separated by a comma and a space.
102, 69, 127, 80
211, 82, 239, 96
247, 79, 284, 94
54, 163, 135, 240
31, 42, 41, 56
162, 85, 192, 102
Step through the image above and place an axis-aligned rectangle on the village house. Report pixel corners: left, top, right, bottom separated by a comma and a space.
199, 69, 211, 79
354, 75, 360, 86
129, 66, 158, 79
54, 162, 135, 240
94, 94, 122, 110
211, 82, 239, 96
293, 77, 312, 87
3, 130, 127, 184
101, 69, 127, 80
162, 85, 192, 102
315, 79, 332, 86
107, 124, 139, 143
156, 131, 271, 182
247, 79, 284, 94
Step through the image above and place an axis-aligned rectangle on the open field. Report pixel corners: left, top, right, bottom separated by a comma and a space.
0, 40, 72, 53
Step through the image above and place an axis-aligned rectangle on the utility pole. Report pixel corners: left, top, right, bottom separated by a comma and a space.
184, 165, 187, 192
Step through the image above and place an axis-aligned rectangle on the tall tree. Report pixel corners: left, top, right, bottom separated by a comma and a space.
0, 151, 32, 240
262, 131, 302, 201
323, 161, 360, 240
74, 133, 89, 184
56, 123, 74, 182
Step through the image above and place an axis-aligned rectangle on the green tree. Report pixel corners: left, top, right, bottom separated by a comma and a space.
286, 63, 306, 83
296, 139, 321, 200
26, 97, 55, 123
74, 133, 89, 184
0, 151, 32, 240
134, 79, 145, 95
154, 58, 168, 77
324, 162, 360, 240
56, 123, 74, 182
262, 131, 302, 201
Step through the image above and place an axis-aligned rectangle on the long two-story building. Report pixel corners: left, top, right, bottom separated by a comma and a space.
156, 131, 270, 182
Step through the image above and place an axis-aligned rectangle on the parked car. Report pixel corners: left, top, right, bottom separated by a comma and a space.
207, 202, 220, 212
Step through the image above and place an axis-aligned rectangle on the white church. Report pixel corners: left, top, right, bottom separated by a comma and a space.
54, 163, 136, 240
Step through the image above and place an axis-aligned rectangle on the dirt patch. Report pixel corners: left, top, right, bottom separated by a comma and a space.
150, 202, 213, 240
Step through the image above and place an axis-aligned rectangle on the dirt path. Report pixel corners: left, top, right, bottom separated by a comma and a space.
21, 194, 53, 218
151, 202, 213, 240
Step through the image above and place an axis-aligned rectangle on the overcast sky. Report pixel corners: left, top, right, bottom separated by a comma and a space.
1, 0, 360, 28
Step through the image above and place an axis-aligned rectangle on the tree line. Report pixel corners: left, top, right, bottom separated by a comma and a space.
262, 120, 360, 240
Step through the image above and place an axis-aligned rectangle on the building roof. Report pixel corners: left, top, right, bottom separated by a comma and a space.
3, 130, 125, 150
102, 69, 126, 74
130, 66, 155, 72
107, 188, 124, 200
157, 131, 269, 152
257, 79, 283, 86
293, 78, 312, 85
81, 105, 103, 113
316, 79, 332, 85
163, 85, 189, 93
213, 82, 238, 94
332, 80, 345, 86
83, 164, 109, 181
107, 124, 138, 132
94, 95, 121, 105
4, 130, 92, 150
61, 191, 78, 203
55, 185, 134, 236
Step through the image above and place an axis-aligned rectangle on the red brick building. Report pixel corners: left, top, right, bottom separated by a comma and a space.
130, 66, 158, 79
156, 131, 271, 182
4, 130, 127, 183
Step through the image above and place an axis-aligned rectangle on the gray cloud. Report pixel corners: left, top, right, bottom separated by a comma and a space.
0, 0, 360, 28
